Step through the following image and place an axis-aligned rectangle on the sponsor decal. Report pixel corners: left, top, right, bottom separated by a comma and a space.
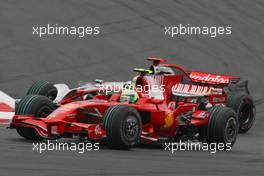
190, 72, 230, 84
163, 112, 174, 128
62, 104, 80, 109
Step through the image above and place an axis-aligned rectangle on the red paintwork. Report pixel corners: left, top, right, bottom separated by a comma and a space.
146, 58, 167, 63
11, 59, 237, 143
0, 119, 11, 124
0, 103, 14, 112
0, 103, 14, 124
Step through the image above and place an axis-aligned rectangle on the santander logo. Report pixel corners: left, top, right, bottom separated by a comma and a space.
189, 72, 230, 84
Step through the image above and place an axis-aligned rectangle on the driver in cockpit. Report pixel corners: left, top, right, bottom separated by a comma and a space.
120, 87, 139, 104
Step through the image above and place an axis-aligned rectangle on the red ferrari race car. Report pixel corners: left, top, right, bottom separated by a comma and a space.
9, 58, 255, 149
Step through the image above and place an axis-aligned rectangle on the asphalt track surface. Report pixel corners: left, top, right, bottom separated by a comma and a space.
0, 0, 264, 176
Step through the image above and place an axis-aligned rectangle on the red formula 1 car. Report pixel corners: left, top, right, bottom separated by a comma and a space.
10, 58, 255, 149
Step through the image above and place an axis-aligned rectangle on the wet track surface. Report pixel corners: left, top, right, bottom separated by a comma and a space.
0, 0, 264, 175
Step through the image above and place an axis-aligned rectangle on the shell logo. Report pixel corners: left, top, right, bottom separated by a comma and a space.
63, 104, 79, 109
163, 112, 174, 128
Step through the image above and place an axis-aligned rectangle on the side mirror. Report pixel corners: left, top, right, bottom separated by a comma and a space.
94, 79, 104, 84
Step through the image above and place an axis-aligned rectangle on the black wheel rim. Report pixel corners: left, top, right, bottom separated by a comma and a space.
225, 117, 237, 142
46, 89, 57, 101
36, 106, 53, 118
123, 116, 139, 140
240, 104, 253, 125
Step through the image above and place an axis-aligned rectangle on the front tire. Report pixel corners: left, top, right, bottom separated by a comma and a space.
206, 106, 238, 147
102, 105, 142, 149
15, 95, 55, 140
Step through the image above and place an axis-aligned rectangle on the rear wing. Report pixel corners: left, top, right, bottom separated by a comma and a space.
145, 59, 240, 85
189, 72, 240, 85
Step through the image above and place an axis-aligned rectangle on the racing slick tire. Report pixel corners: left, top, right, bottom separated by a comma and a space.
227, 92, 256, 133
27, 80, 58, 101
206, 105, 238, 148
15, 95, 55, 140
102, 105, 142, 149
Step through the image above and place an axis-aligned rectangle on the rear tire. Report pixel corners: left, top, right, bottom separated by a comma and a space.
227, 92, 255, 133
102, 105, 142, 149
27, 81, 57, 101
15, 95, 55, 140
206, 106, 238, 148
